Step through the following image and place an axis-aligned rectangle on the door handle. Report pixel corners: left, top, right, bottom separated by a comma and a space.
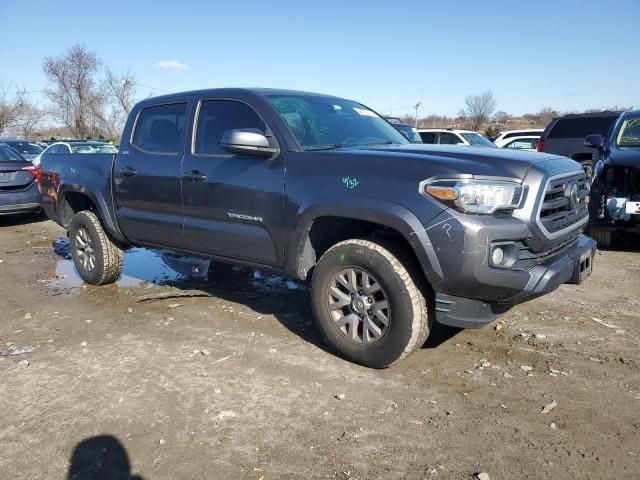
183, 170, 207, 182
120, 166, 139, 177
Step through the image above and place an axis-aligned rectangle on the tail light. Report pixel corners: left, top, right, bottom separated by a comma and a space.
21, 164, 42, 185
536, 137, 545, 152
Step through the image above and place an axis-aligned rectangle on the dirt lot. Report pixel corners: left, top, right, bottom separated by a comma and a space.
0, 216, 639, 480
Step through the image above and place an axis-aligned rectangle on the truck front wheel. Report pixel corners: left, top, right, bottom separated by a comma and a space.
311, 238, 430, 368
69, 210, 123, 285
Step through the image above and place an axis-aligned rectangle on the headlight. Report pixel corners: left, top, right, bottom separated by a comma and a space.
421, 179, 525, 214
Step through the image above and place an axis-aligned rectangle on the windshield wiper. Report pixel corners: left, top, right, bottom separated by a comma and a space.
364, 140, 403, 146
304, 143, 350, 151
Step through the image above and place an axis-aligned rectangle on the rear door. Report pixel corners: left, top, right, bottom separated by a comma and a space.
181, 97, 286, 266
114, 100, 190, 248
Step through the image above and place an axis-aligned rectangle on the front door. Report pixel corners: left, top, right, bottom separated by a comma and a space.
181, 98, 285, 266
114, 101, 190, 248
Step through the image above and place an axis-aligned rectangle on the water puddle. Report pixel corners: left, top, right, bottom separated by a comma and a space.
48, 238, 303, 293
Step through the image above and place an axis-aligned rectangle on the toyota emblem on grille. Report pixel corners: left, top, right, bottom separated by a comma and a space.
564, 182, 579, 209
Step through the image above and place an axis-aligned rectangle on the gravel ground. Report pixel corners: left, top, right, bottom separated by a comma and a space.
0, 215, 639, 479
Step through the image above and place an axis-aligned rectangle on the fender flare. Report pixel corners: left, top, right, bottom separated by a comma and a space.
286, 197, 443, 282
57, 184, 127, 243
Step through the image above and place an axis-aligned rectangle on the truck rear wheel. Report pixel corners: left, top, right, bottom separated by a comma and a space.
311, 238, 430, 368
69, 210, 123, 285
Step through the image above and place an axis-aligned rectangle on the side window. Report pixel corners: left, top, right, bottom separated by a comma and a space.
132, 102, 188, 154
439, 132, 460, 145
419, 132, 437, 144
506, 139, 533, 149
195, 100, 266, 155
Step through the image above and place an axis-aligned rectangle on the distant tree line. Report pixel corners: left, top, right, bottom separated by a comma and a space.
0, 44, 137, 140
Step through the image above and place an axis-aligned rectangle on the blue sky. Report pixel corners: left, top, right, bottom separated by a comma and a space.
1, 0, 638, 117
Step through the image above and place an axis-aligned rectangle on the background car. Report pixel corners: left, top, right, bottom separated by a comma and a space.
491, 129, 543, 144
0, 144, 41, 216
418, 128, 496, 147
0, 138, 44, 162
393, 124, 422, 143
495, 135, 540, 151
584, 110, 640, 246
537, 111, 622, 176
41, 141, 118, 155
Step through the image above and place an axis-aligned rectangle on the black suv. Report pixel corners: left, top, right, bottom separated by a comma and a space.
538, 111, 622, 176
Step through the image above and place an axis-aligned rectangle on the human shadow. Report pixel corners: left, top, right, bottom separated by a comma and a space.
67, 434, 143, 480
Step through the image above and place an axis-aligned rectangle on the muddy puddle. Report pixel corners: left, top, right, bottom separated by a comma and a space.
47, 238, 303, 293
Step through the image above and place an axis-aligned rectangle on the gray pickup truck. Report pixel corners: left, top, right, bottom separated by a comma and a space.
39, 88, 596, 368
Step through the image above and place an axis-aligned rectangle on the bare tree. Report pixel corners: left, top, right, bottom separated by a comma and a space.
103, 68, 137, 136
493, 111, 511, 126
18, 102, 46, 138
42, 44, 104, 138
0, 84, 27, 135
460, 90, 497, 131
104, 68, 136, 116
536, 107, 557, 127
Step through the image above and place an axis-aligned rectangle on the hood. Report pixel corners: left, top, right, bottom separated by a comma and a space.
332, 144, 579, 181
608, 148, 640, 169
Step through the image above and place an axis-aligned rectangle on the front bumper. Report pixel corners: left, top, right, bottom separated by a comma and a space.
0, 183, 41, 215
433, 235, 596, 328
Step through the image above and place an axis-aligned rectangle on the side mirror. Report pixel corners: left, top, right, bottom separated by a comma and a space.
584, 134, 604, 150
221, 129, 277, 157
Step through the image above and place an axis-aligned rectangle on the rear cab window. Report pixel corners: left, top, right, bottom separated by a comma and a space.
131, 102, 188, 154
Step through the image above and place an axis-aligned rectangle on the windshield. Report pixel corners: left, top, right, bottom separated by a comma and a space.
460, 132, 496, 147
616, 115, 640, 149
5, 141, 43, 154
0, 145, 25, 162
266, 94, 409, 150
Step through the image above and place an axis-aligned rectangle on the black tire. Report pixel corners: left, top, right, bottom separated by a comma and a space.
592, 228, 612, 248
311, 238, 430, 368
69, 210, 123, 285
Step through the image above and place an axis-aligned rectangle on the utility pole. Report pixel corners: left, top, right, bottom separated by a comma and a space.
414, 102, 422, 128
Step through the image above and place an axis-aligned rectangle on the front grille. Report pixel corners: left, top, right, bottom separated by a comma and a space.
537, 171, 589, 237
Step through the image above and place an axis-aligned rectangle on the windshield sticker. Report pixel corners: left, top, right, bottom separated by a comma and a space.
353, 108, 377, 118
342, 176, 360, 189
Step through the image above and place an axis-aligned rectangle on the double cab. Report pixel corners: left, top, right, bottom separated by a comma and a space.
39, 88, 596, 368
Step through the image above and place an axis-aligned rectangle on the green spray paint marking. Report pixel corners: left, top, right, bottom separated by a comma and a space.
342, 176, 360, 189
339, 253, 346, 264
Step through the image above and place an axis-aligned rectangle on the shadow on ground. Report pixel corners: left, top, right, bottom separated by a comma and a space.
0, 211, 47, 228
67, 434, 143, 480
50, 238, 472, 360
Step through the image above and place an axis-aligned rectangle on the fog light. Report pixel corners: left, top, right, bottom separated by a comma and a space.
491, 247, 505, 265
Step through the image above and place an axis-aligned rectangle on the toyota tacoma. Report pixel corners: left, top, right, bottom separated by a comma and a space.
39, 88, 596, 368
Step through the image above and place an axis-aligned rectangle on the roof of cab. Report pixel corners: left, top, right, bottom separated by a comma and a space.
135, 87, 343, 106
